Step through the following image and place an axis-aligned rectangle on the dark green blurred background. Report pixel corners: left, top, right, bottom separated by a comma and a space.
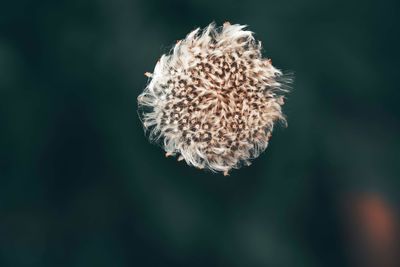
1, 0, 399, 266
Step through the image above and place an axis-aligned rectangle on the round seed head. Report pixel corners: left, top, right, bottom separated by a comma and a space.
138, 22, 291, 174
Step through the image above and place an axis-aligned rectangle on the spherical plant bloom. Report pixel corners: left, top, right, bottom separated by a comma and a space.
138, 22, 291, 175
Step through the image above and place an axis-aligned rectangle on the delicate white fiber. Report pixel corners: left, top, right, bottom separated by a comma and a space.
138, 22, 291, 175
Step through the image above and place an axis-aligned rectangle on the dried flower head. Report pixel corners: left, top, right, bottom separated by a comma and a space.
138, 22, 291, 175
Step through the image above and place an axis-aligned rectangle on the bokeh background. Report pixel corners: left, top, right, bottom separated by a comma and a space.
1, 0, 399, 266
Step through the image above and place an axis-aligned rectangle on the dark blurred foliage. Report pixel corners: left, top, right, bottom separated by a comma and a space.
0, 0, 399, 266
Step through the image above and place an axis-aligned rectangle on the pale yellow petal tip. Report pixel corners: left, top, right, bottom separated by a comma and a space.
223, 171, 229, 176
178, 156, 184, 161
165, 152, 173, 157
144, 72, 153, 78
